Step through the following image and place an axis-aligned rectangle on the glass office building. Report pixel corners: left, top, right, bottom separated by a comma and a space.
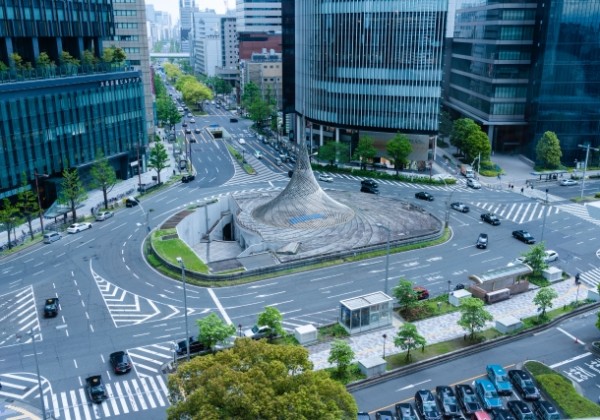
0, 0, 147, 203
293, 0, 447, 162
529, 0, 600, 163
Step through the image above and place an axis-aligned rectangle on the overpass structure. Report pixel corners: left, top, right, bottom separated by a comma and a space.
150, 53, 190, 59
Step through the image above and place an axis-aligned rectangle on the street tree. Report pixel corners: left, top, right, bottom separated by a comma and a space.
257, 306, 285, 339
16, 172, 40, 240
450, 118, 478, 156
393, 279, 419, 315
241, 82, 261, 109
536, 131, 562, 169
59, 167, 87, 221
352, 135, 377, 170
386, 133, 413, 175
317, 141, 350, 166
463, 129, 491, 164
394, 323, 426, 361
90, 151, 117, 210
148, 142, 169, 184
327, 339, 355, 378
196, 313, 236, 350
81, 49, 98, 67
521, 243, 548, 276
156, 97, 181, 131
533, 287, 558, 319
458, 297, 493, 340
0, 198, 20, 249
167, 339, 357, 419
163, 62, 182, 83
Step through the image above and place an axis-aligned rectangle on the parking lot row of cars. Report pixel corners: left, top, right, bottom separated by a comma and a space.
363, 364, 560, 420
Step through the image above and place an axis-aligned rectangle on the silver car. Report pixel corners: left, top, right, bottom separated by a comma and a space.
95, 211, 113, 221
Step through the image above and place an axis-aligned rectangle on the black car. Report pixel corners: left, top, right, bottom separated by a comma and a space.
415, 191, 434, 201
361, 185, 380, 194
185, 128, 192, 134
450, 202, 470, 213
181, 174, 195, 183
86, 375, 108, 404
395, 403, 418, 420
357, 413, 371, 420
532, 400, 560, 420
476, 233, 488, 249
361, 179, 379, 188
512, 230, 535, 244
44, 297, 59, 317
489, 408, 516, 420
230, 118, 238, 123
125, 197, 139, 207
109, 351, 132, 374
508, 369, 540, 401
435, 385, 461, 418
182, 122, 188, 127
454, 384, 482, 416
375, 411, 395, 420
481, 213, 501, 225
176, 336, 208, 356
414, 389, 442, 420
507, 400, 534, 420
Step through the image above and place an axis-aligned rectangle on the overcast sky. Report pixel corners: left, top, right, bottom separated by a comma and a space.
145, 0, 235, 22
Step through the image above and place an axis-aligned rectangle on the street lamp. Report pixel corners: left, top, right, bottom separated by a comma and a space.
34, 172, 49, 233
382, 333, 387, 358
238, 323, 243, 337
541, 188, 549, 242
176, 257, 190, 362
376, 223, 391, 295
19, 330, 47, 419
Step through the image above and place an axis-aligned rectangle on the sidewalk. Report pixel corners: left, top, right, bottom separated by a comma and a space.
307, 279, 590, 370
0, 132, 180, 246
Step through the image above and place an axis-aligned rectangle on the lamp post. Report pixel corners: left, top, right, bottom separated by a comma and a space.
176, 257, 190, 362
242, 149, 245, 164
541, 188, 549, 242
34, 172, 48, 233
20, 330, 47, 419
238, 323, 243, 337
382, 333, 387, 358
376, 223, 391, 295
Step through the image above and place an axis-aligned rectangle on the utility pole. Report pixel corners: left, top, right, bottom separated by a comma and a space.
136, 142, 142, 188
578, 143, 599, 199
34, 171, 48, 233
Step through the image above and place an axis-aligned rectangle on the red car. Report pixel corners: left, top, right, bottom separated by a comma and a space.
413, 286, 429, 300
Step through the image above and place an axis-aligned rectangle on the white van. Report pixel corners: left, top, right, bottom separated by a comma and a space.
43, 232, 61, 244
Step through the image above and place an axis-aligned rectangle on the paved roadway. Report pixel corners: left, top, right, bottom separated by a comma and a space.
2, 104, 600, 418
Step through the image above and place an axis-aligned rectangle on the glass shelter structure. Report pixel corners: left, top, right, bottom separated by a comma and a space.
339, 292, 393, 335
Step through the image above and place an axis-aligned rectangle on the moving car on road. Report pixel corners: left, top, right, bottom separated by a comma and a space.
512, 230, 535, 244
176, 337, 208, 355
95, 211, 113, 221
481, 213, 501, 225
467, 178, 482, 189
318, 174, 334, 182
67, 222, 92, 233
415, 191, 434, 201
413, 286, 429, 300
450, 202, 470, 213
109, 351, 132, 374
476, 233, 488, 249
44, 298, 59, 317
86, 375, 108, 404
559, 179, 578, 186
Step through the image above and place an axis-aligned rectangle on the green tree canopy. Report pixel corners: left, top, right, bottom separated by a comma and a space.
163, 62, 183, 82
196, 313, 236, 350
457, 297, 493, 339
156, 97, 181, 129
521, 242, 548, 276
317, 141, 350, 166
90, 150, 117, 210
394, 323, 427, 361
352, 135, 377, 170
533, 287, 558, 319
536, 131, 562, 169
463, 129, 491, 163
450, 118, 479, 156
256, 306, 285, 339
393, 279, 419, 314
59, 167, 87, 221
386, 133, 413, 174
167, 339, 357, 420
148, 142, 169, 184
17, 172, 40, 240
327, 339, 355, 378
0, 198, 20, 249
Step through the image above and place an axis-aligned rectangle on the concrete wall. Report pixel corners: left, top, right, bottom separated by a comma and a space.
176, 198, 230, 246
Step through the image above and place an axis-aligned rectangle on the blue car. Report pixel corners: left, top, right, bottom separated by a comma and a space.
486, 364, 513, 395
474, 378, 503, 410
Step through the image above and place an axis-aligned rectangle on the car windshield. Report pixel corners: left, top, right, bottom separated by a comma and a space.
423, 401, 437, 411
485, 390, 498, 398
523, 233, 532, 239
464, 394, 477, 403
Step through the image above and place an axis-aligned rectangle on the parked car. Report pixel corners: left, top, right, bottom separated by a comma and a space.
67, 222, 92, 233
489, 408, 516, 420
125, 197, 139, 207
319, 174, 334, 182
507, 369, 540, 401
244, 325, 274, 340
474, 378, 502, 410
43, 298, 60, 317
414, 389, 442, 420
176, 337, 208, 355
375, 411, 395, 420
512, 230, 535, 244
95, 211, 113, 221
531, 400, 560, 420
559, 179, 578, 186
451, 202, 470, 213
395, 403, 418, 420
413, 286, 429, 300
481, 213, 501, 225
506, 400, 534, 420
467, 178, 482, 189
85, 375, 108, 404
415, 191, 434, 201
181, 174, 195, 183
476, 233, 488, 249
357, 413, 371, 420
486, 364, 513, 395
454, 384, 482, 415
544, 250, 559, 262
109, 351, 132, 374
435, 385, 461, 418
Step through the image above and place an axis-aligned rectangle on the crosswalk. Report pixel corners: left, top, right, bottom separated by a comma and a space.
128, 342, 176, 378
0, 286, 41, 347
554, 202, 600, 227
472, 200, 560, 224
578, 268, 600, 288
44, 375, 169, 420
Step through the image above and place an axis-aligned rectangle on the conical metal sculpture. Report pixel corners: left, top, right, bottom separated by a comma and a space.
252, 139, 355, 229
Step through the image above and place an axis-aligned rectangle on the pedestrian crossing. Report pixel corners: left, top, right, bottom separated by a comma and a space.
44, 374, 169, 420
554, 202, 600, 227
472, 201, 560, 224
128, 342, 175, 378
578, 268, 600, 288
0, 286, 41, 347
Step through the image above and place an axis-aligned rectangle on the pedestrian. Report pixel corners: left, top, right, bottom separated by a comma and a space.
521, 187, 524, 194
497, 174, 501, 180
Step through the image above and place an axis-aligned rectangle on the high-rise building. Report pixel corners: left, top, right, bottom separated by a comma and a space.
191, 9, 222, 76
242, 50, 283, 109
0, 1, 147, 205
285, 0, 447, 164
108, 0, 154, 139
236, 0, 282, 33
215, 14, 239, 85
180, 0, 196, 53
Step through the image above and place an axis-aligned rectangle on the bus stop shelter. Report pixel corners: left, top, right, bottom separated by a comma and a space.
339, 292, 393, 335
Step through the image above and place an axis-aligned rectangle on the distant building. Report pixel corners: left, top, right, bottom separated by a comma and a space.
215, 14, 239, 85
190, 9, 221, 76
235, 0, 282, 33
241, 51, 282, 109
180, 0, 196, 53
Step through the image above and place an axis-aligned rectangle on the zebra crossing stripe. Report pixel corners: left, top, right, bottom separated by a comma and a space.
60, 392, 71, 420
147, 376, 166, 407
70, 390, 81, 420
105, 383, 120, 415
122, 380, 138, 412
78, 388, 92, 420
113, 381, 129, 414
156, 375, 169, 397
140, 378, 157, 409
51, 393, 60, 418
132, 379, 148, 411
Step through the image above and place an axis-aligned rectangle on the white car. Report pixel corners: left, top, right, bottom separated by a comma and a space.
318, 174, 334, 182
467, 178, 482, 189
95, 211, 113, 221
560, 179, 578, 186
189, 118, 195, 124
254, 150, 262, 159
515, 250, 559, 264
67, 222, 92, 233
238, 138, 246, 145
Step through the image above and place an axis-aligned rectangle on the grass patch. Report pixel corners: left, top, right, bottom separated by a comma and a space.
226, 145, 256, 175
311, 163, 456, 185
151, 230, 208, 273
400, 295, 459, 322
527, 274, 551, 287
325, 364, 367, 385
525, 361, 600, 419
318, 324, 350, 342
